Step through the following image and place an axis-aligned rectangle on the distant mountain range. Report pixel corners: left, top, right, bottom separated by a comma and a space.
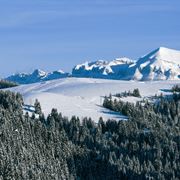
72, 57, 135, 79
6, 69, 70, 84
5, 47, 180, 84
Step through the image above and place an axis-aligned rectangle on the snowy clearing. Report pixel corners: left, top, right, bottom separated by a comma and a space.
8, 77, 179, 122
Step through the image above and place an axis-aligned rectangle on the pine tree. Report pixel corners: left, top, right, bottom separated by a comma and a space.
34, 99, 42, 115
133, 88, 141, 97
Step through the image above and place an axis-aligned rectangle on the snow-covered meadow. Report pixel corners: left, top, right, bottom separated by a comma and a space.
9, 77, 179, 122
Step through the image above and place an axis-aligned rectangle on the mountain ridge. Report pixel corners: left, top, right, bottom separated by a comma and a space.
6, 69, 70, 84
5, 47, 180, 84
73, 47, 180, 81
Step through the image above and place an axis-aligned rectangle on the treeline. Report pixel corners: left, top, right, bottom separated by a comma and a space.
172, 84, 180, 93
115, 88, 141, 98
103, 93, 180, 179
0, 80, 18, 89
0, 90, 179, 179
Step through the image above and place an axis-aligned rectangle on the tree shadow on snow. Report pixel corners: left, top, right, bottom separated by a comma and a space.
96, 104, 128, 120
160, 88, 172, 93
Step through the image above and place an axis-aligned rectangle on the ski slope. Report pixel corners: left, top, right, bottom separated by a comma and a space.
9, 77, 179, 122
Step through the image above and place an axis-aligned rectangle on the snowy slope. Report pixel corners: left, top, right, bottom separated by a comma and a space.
6, 69, 69, 84
9, 77, 179, 122
72, 47, 180, 81
135, 47, 180, 80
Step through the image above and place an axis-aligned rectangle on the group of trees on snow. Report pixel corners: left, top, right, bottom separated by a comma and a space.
114, 88, 141, 98
0, 90, 179, 179
172, 85, 180, 93
0, 80, 18, 89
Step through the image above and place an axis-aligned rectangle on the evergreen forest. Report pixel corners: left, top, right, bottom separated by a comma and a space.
0, 89, 179, 180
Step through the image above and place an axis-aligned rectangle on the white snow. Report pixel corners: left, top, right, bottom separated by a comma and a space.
132, 68, 143, 80
8, 77, 179, 122
136, 47, 180, 80
73, 47, 180, 81
155, 47, 180, 64
140, 61, 150, 70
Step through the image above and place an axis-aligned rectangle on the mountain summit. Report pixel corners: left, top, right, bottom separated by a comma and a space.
73, 47, 180, 81
134, 47, 180, 80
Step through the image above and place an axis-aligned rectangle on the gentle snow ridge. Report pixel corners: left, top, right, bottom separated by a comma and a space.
9, 77, 179, 122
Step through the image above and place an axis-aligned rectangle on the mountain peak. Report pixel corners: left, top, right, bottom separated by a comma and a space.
73, 47, 180, 81
55, 69, 65, 74
140, 47, 180, 63
158, 46, 168, 50
136, 47, 180, 80
32, 69, 47, 77
153, 46, 180, 54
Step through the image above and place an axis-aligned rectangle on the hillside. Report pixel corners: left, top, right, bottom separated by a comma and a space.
9, 77, 179, 122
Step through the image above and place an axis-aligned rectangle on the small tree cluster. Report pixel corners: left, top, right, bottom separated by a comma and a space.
0, 80, 18, 89
115, 88, 141, 98
172, 84, 180, 93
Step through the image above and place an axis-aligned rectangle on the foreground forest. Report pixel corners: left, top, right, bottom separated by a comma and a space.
0, 90, 179, 180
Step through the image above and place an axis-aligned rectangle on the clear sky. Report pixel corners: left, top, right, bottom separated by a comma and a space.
0, 0, 180, 77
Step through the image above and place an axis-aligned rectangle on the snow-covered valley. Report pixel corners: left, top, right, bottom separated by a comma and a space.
9, 77, 179, 122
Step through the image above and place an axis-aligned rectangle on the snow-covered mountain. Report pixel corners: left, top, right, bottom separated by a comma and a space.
72, 58, 135, 80
133, 47, 180, 80
73, 47, 180, 81
5, 47, 180, 84
6, 69, 69, 84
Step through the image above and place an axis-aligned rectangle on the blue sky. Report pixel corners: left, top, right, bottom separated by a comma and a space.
0, 0, 180, 77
